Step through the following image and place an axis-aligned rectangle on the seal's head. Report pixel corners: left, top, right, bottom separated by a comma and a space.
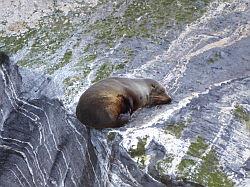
146, 79, 172, 106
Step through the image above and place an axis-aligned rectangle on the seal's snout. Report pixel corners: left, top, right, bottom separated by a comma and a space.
167, 97, 172, 104
163, 95, 172, 104
161, 91, 172, 104
152, 94, 172, 105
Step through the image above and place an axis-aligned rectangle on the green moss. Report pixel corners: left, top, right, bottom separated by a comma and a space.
17, 57, 45, 68
234, 105, 250, 130
93, 63, 114, 83
84, 54, 97, 62
128, 136, 149, 166
178, 151, 234, 187
107, 132, 116, 142
207, 52, 221, 64
74, 58, 91, 73
156, 154, 175, 175
0, 29, 36, 53
164, 122, 187, 138
63, 50, 73, 63
177, 136, 234, 187
31, 15, 73, 54
187, 136, 208, 158
93, 62, 126, 83
47, 50, 72, 74
17, 59, 29, 67
123, 47, 134, 61
194, 150, 234, 187
115, 63, 125, 70
63, 75, 81, 87
178, 159, 196, 176
129, 136, 148, 157
83, 44, 91, 53
88, 0, 211, 48
15, 12, 75, 69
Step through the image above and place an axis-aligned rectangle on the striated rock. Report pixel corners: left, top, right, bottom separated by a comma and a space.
0, 59, 164, 186
0, 0, 250, 186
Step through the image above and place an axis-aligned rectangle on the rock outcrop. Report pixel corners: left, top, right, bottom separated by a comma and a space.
0, 59, 165, 186
0, 0, 249, 186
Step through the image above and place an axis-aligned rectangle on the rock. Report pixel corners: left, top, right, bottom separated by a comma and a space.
0, 0, 250, 186
0, 60, 164, 186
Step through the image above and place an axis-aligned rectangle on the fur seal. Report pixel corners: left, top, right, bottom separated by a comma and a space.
76, 77, 172, 128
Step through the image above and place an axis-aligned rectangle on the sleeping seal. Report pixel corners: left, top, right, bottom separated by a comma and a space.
76, 77, 172, 128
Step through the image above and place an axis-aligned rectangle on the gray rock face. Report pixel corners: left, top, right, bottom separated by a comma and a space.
0, 61, 165, 186
0, 0, 250, 186
0, 61, 97, 186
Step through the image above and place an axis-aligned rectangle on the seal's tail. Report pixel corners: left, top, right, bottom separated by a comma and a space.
0, 52, 10, 65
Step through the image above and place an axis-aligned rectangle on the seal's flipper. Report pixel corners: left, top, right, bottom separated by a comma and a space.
117, 112, 131, 126
118, 94, 133, 115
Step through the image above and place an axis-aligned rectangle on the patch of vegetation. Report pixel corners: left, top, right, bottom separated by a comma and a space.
93, 63, 114, 83
128, 136, 149, 166
164, 122, 187, 138
88, 0, 212, 48
123, 47, 134, 62
107, 131, 116, 142
18, 58, 46, 68
234, 105, 250, 131
0, 29, 36, 53
178, 158, 196, 175
15, 12, 75, 69
31, 14, 73, 54
156, 154, 175, 175
114, 63, 125, 70
123, 47, 134, 57
74, 60, 92, 76
84, 54, 97, 62
63, 50, 73, 63
63, 75, 81, 87
93, 62, 126, 83
194, 150, 234, 187
187, 136, 208, 158
129, 136, 148, 157
47, 50, 72, 74
177, 136, 234, 187
83, 43, 92, 53
207, 52, 221, 64
17, 59, 29, 67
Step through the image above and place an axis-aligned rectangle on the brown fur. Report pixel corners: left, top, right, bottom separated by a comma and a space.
76, 77, 171, 128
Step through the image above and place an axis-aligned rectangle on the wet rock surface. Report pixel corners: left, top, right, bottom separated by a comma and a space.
0, 0, 250, 186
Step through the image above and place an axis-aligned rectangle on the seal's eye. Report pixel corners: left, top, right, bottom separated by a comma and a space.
151, 84, 156, 89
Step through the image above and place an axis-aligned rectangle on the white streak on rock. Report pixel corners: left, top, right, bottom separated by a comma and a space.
0, 145, 36, 186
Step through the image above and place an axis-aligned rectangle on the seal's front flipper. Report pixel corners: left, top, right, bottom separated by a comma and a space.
117, 113, 131, 127
118, 94, 133, 115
